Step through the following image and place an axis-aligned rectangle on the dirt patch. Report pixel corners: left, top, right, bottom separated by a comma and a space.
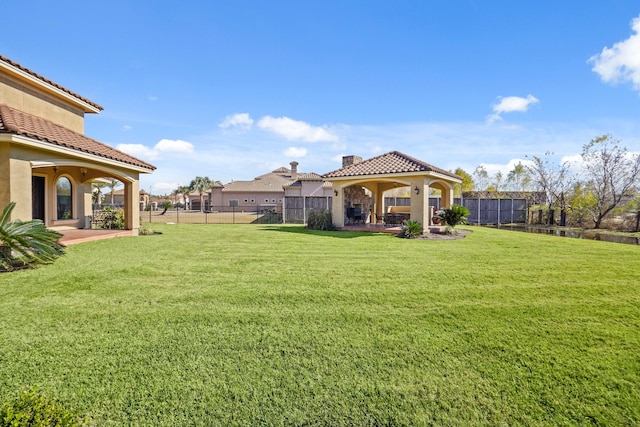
412, 229, 472, 240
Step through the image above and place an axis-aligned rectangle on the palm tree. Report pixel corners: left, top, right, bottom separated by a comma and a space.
108, 179, 118, 205
92, 182, 107, 207
176, 185, 193, 210
0, 202, 65, 271
189, 176, 213, 212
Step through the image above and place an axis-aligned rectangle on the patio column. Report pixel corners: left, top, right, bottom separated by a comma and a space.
123, 180, 140, 235
410, 179, 430, 227
374, 183, 384, 224
332, 186, 344, 226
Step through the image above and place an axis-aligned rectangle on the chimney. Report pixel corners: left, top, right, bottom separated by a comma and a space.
342, 155, 363, 168
290, 161, 298, 180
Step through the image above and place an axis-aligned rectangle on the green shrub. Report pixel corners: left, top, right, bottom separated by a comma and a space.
100, 206, 125, 230
139, 224, 155, 235
0, 388, 84, 426
0, 202, 65, 272
433, 204, 470, 232
397, 220, 423, 238
306, 209, 335, 230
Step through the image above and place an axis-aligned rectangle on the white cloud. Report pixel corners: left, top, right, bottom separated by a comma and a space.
479, 158, 534, 176
283, 147, 308, 157
487, 95, 539, 124
148, 95, 159, 101
152, 182, 180, 194
117, 143, 160, 160
589, 15, 640, 92
154, 139, 194, 155
257, 116, 339, 142
117, 139, 194, 162
123, 125, 132, 131
219, 113, 254, 129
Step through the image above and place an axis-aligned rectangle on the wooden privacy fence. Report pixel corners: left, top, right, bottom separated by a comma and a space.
459, 198, 527, 225
386, 197, 528, 225
284, 196, 333, 224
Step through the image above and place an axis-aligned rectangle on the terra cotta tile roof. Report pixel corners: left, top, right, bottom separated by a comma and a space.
0, 104, 155, 171
323, 151, 460, 180
0, 55, 103, 111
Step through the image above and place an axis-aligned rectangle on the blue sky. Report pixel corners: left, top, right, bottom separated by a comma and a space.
4, 1, 640, 194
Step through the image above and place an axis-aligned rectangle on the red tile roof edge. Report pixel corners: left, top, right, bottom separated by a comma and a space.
322, 150, 460, 180
0, 55, 104, 111
0, 104, 155, 171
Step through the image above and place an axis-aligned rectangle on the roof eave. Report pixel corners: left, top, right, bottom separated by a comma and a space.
2, 133, 155, 173
0, 60, 102, 114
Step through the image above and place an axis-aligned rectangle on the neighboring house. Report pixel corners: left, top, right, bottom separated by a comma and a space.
283, 172, 334, 223
103, 188, 125, 206
0, 55, 155, 233
209, 162, 301, 211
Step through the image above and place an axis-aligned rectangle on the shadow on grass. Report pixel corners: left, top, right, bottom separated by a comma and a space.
259, 225, 393, 239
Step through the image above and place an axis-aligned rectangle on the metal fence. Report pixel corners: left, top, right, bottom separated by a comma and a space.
138, 197, 528, 226
141, 206, 283, 225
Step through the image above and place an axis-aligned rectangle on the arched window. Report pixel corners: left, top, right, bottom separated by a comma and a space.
56, 176, 72, 220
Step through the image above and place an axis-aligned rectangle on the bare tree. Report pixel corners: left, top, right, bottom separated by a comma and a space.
580, 134, 640, 229
506, 161, 532, 191
526, 152, 574, 225
473, 165, 490, 191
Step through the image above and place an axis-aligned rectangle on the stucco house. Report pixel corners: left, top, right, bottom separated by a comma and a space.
209, 161, 302, 211
0, 55, 155, 234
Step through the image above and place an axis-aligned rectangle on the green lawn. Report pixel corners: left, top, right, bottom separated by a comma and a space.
1, 224, 638, 426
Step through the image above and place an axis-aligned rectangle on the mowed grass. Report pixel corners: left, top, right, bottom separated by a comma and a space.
0, 225, 638, 426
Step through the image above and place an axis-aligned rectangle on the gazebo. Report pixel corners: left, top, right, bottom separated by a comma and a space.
322, 151, 462, 228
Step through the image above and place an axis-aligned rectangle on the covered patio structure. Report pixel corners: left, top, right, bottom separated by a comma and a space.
322, 151, 462, 230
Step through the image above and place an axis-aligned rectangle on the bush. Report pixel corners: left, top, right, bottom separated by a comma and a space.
0, 202, 65, 272
433, 205, 470, 232
306, 209, 335, 230
100, 206, 125, 230
139, 224, 155, 235
0, 388, 84, 426
397, 220, 423, 238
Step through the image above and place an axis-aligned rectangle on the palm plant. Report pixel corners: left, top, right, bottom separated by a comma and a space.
0, 202, 65, 271
397, 220, 424, 239
433, 204, 470, 234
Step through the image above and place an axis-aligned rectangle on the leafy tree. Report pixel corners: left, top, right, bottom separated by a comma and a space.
0, 202, 65, 271
189, 177, 213, 212
580, 134, 640, 228
453, 168, 474, 196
